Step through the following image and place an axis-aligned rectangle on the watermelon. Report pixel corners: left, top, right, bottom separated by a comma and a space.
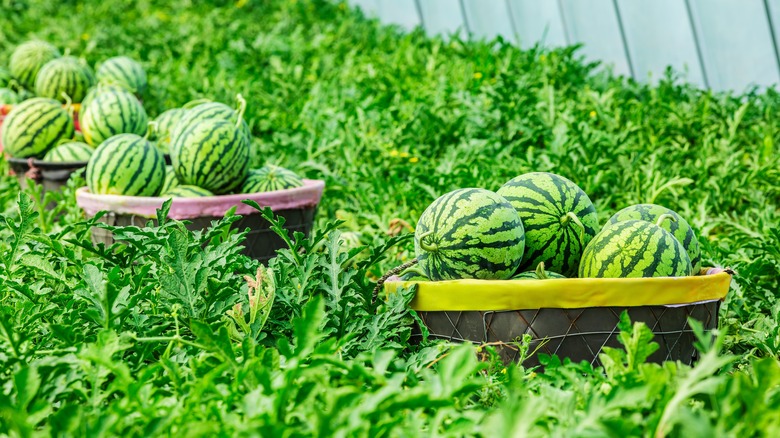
34, 56, 95, 103
607, 204, 702, 274
170, 118, 250, 195
0, 88, 19, 105
1, 98, 74, 158
170, 101, 251, 151
240, 165, 303, 193
96, 56, 147, 96
152, 108, 186, 153
497, 172, 599, 277
9, 41, 61, 89
163, 185, 214, 198
414, 188, 525, 281
79, 88, 148, 146
512, 262, 567, 280
579, 220, 693, 278
86, 133, 165, 196
43, 141, 94, 162
160, 165, 180, 194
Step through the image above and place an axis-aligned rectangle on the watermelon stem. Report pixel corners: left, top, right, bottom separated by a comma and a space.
535, 261, 548, 279
417, 231, 438, 252
145, 121, 158, 140
62, 92, 74, 119
235, 94, 247, 129
656, 213, 677, 227
561, 211, 585, 242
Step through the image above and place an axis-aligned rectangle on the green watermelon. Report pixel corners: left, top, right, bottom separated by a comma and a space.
579, 220, 692, 278
9, 41, 61, 89
512, 262, 567, 280
80, 88, 148, 146
0, 88, 19, 105
170, 101, 251, 152
497, 172, 599, 277
170, 118, 250, 195
152, 108, 186, 153
160, 165, 180, 194
607, 204, 702, 274
1, 98, 74, 158
43, 141, 93, 162
240, 165, 303, 193
414, 188, 525, 281
86, 133, 165, 196
96, 56, 147, 96
34, 56, 95, 103
163, 185, 214, 198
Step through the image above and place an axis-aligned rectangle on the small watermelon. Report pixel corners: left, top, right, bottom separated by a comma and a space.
86, 133, 165, 196
1, 98, 74, 158
497, 172, 599, 277
579, 220, 693, 278
160, 165, 180, 194
35, 56, 95, 103
415, 188, 525, 281
607, 204, 702, 274
512, 262, 567, 280
163, 185, 214, 198
170, 101, 251, 151
0, 88, 19, 105
96, 56, 147, 96
171, 118, 250, 195
240, 165, 303, 194
9, 41, 61, 89
80, 88, 148, 146
43, 141, 94, 162
152, 108, 186, 153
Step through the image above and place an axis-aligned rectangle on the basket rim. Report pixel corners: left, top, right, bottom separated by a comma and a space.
75, 179, 325, 220
384, 268, 732, 311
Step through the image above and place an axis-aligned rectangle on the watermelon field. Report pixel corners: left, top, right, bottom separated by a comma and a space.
1, 0, 780, 435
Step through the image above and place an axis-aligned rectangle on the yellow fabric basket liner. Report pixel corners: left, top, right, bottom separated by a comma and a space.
383, 268, 731, 311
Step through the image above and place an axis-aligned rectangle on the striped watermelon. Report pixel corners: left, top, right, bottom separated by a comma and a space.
43, 141, 94, 162
160, 165, 180, 194
9, 41, 61, 89
240, 165, 303, 193
170, 100, 251, 151
170, 118, 250, 195
0, 88, 19, 105
86, 133, 165, 196
80, 88, 148, 146
607, 204, 702, 274
1, 98, 74, 158
96, 56, 147, 96
415, 188, 525, 281
512, 262, 567, 279
34, 56, 95, 103
163, 185, 214, 198
579, 220, 692, 278
152, 108, 186, 153
497, 172, 599, 277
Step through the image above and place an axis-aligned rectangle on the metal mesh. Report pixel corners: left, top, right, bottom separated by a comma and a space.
415, 302, 719, 367
88, 207, 317, 264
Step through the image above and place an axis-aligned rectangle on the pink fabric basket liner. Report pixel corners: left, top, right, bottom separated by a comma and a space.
76, 179, 325, 220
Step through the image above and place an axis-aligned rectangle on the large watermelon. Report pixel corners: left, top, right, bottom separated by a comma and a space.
170, 101, 251, 151
152, 108, 186, 153
9, 41, 61, 89
414, 188, 525, 281
497, 172, 599, 277
43, 141, 94, 162
170, 118, 250, 194
163, 185, 214, 198
579, 220, 692, 278
1, 98, 74, 158
607, 204, 702, 274
34, 56, 95, 103
80, 88, 148, 146
86, 133, 165, 196
240, 165, 303, 193
96, 56, 147, 96
0, 88, 19, 105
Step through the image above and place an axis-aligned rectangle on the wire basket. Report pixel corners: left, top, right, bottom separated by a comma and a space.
76, 179, 325, 264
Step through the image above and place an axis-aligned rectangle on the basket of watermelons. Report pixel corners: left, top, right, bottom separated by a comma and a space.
75, 94, 325, 264
382, 173, 731, 367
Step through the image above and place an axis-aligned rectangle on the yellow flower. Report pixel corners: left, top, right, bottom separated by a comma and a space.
589, 110, 597, 118
409, 157, 419, 163
473, 72, 483, 80
400, 151, 410, 158
389, 149, 399, 157
80, 33, 90, 41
